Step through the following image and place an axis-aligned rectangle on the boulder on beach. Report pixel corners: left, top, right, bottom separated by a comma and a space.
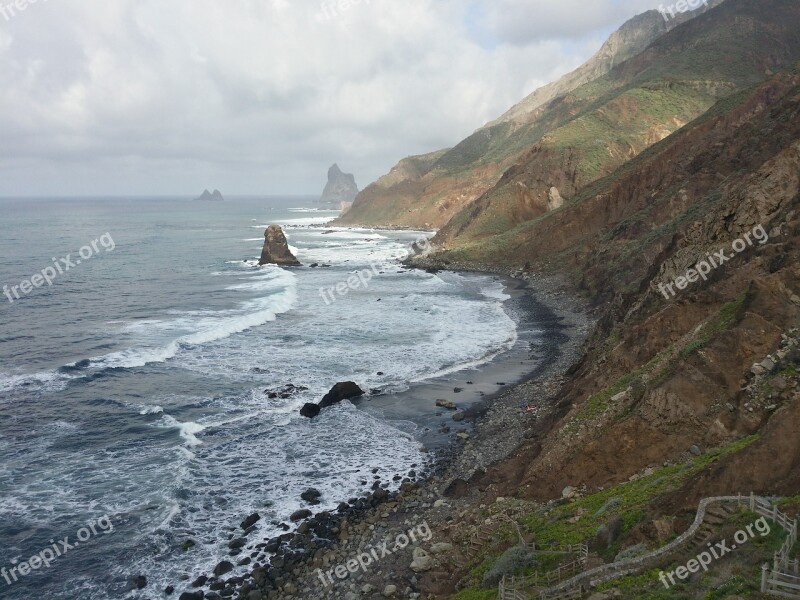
258, 225, 301, 267
410, 547, 436, 573
290, 509, 312, 522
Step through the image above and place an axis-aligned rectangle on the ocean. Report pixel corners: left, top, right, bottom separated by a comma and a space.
0, 196, 520, 598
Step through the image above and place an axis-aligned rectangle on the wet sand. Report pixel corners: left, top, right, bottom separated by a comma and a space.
354, 274, 575, 450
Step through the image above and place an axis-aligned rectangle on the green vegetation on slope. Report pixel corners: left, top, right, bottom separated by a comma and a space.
454, 436, 760, 598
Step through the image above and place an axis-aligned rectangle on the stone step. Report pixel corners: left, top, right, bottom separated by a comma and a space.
704, 513, 727, 525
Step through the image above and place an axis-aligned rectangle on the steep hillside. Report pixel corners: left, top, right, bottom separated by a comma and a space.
432, 0, 800, 247
416, 65, 800, 600
335, 3, 721, 229
498, 70, 800, 498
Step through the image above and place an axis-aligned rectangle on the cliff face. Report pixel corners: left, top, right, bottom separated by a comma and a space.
399, 71, 800, 599
335, 1, 724, 229
426, 69, 800, 508
320, 164, 358, 208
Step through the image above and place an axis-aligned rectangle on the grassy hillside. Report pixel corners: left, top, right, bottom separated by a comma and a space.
432, 0, 800, 248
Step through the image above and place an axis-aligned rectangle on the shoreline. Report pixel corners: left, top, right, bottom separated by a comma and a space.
168, 263, 593, 600
356, 272, 568, 452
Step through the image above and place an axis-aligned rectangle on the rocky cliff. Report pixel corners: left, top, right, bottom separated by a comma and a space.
474, 69, 800, 499
320, 164, 358, 208
408, 65, 800, 600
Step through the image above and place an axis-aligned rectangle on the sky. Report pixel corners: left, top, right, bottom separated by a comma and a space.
0, 0, 669, 197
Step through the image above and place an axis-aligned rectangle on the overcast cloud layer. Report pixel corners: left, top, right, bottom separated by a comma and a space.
0, 0, 666, 196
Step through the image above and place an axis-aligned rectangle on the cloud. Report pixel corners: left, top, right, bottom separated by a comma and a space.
0, 0, 666, 195
483, 0, 662, 44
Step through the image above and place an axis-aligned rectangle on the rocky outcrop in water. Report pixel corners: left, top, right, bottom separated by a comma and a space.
318, 381, 365, 408
320, 164, 358, 208
258, 225, 301, 267
194, 189, 224, 202
299, 381, 365, 418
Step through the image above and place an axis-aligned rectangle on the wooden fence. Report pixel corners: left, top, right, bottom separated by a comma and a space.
752, 493, 800, 599
498, 493, 798, 600
498, 544, 588, 599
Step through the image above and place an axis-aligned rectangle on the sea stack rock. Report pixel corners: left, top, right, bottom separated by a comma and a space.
259, 225, 301, 266
320, 164, 358, 208
194, 189, 224, 201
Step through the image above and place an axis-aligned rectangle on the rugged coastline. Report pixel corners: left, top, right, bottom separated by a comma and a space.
169, 264, 594, 600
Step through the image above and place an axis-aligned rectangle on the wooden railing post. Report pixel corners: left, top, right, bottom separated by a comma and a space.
762, 563, 769, 593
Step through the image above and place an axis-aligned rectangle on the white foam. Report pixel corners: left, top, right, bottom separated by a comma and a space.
47, 420, 79, 431
0, 371, 72, 395
226, 259, 258, 266
277, 216, 336, 227
159, 415, 206, 446
156, 501, 182, 531
312, 231, 387, 240
481, 283, 511, 301
64, 269, 298, 370
410, 338, 517, 382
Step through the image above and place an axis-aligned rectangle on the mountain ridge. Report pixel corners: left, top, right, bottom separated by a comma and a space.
335, 0, 727, 230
